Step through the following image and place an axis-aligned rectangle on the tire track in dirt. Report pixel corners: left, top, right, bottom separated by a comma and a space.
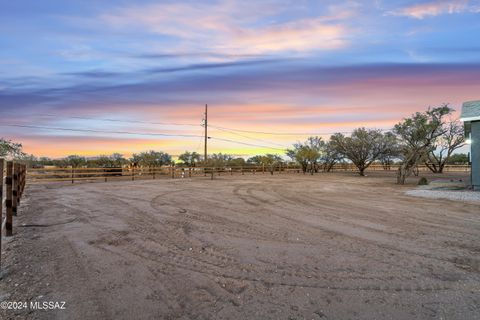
85, 182, 476, 295
229, 183, 476, 282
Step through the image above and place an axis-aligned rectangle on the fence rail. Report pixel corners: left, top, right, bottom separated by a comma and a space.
26, 163, 471, 184
0, 159, 27, 268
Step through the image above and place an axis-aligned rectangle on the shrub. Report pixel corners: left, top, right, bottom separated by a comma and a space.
417, 177, 428, 185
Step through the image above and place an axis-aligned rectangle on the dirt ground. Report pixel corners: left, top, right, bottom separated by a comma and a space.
1, 171, 479, 320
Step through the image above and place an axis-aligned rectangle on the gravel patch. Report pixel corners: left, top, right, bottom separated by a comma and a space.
405, 189, 480, 203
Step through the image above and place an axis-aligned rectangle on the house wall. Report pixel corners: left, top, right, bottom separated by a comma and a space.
472, 121, 480, 190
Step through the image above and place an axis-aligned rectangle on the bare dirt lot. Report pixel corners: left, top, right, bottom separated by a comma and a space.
1, 172, 479, 319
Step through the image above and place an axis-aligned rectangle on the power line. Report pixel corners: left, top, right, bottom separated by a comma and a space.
210, 137, 286, 151
209, 124, 391, 136
1, 112, 394, 137
0, 124, 204, 138
212, 126, 289, 148
1, 123, 287, 151
12, 113, 201, 127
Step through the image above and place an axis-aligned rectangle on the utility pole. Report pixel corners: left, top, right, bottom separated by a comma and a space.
204, 104, 208, 164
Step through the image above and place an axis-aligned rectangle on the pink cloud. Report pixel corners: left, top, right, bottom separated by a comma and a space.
100, 2, 350, 55
388, 0, 469, 19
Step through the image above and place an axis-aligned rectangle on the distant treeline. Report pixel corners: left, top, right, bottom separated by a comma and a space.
0, 104, 469, 184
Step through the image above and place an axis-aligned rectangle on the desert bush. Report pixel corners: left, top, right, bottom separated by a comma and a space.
418, 177, 428, 185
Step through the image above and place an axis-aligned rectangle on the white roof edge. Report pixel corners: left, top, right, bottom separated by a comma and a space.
460, 116, 480, 122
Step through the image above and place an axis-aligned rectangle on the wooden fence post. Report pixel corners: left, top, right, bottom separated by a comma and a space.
6, 161, 13, 236
15, 163, 21, 206
71, 167, 75, 184
0, 159, 4, 265
17, 164, 23, 198
12, 163, 18, 216
132, 166, 135, 181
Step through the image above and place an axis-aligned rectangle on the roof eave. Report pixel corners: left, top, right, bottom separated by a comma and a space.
460, 116, 480, 122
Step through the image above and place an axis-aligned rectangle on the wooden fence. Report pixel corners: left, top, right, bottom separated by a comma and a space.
26, 163, 471, 184
0, 160, 27, 267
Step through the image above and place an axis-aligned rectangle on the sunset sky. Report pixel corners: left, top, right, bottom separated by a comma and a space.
1, 0, 479, 158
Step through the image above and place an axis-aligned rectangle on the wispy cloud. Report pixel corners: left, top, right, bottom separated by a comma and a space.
145, 59, 287, 73
99, 2, 351, 55
62, 70, 121, 78
387, 0, 470, 19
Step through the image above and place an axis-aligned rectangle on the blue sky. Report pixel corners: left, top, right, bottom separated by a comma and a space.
0, 0, 479, 157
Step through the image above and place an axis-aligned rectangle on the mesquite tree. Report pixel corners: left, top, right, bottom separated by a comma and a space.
320, 140, 343, 172
286, 136, 324, 174
424, 119, 465, 173
178, 151, 201, 167
378, 132, 400, 170
330, 128, 396, 176
393, 105, 452, 184
248, 154, 282, 174
63, 155, 87, 168
0, 138, 24, 159
130, 151, 172, 167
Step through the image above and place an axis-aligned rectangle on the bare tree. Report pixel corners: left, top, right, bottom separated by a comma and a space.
330, 128, 394, 176
424, 120, 465, 173
393, 105, 452, 184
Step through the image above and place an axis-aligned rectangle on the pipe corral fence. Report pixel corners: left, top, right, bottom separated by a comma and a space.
0, 160, 27, 268
26, 164, 471, 184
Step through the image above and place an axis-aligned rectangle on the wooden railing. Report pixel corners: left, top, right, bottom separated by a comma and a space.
0, 160, 27, 267
26, 163, 471, 184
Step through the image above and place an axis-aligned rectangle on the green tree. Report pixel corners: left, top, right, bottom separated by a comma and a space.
228, 157, 246, 167
63, 155, 87, 168
320, 140, 343, 172
0, 138, 24, 159
424, 119, 465, 173
330, 128, 396, 176
208, 153, 233, 167
378, 132, 400, 170
286, 136, 324, 174
130, 151, 172, 167
178, 151, 201, 167
247, 154, 282, 174
446, 153, 469, 164
393, 105, 452, 184
15, 154, 38, 167
93, 153, 127, 168
38, 157, 54, 166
